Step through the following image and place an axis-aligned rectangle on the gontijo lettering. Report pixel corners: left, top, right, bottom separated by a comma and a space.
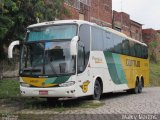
126, 59, 140, 67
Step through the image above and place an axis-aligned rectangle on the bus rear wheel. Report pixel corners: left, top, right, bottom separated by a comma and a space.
138, 80, 143, 93
132, 79, 143, 94
133, 80, 139, 94
92, 80, 102, 100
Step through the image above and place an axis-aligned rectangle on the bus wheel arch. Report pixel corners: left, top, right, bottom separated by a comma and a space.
96, 77, 103, 93
92, 77, 103, 100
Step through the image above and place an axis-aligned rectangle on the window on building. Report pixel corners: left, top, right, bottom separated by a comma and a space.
79, 13, 84, 20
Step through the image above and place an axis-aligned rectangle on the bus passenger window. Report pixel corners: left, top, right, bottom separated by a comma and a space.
103, 31, 113, 52
113, 34, 123, 54
122, 39, 130, 55
91, 27, 103, 51
129, 41, 136, 57
79, 24, 90, 69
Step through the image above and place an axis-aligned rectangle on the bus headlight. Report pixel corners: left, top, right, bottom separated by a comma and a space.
20, 82, 31, 87
59, 81, 75, 87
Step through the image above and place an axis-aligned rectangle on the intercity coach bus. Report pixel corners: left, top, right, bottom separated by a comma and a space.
8, 20, 149, 100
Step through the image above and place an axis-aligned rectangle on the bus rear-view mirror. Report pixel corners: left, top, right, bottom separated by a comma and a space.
8, 40, 20, 58
70, 36, 79, 56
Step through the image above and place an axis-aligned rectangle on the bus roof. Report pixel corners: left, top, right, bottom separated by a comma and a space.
27, 20, 95, 28
27, 20, 147, 47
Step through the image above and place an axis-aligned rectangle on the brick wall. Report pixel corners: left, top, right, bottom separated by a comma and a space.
113, 11, 142, 42
62, 1, 144, 42
130, 20, 142, 41
142, 29, 157, 44
62, 0, 112, 27
90, 0, 112, 27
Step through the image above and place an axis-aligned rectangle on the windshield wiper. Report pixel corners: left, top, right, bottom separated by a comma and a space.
23, 67, 41, 73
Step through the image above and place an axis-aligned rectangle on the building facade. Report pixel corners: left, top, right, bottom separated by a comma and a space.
142, 29, 160, 44
112, 11, 143, 42
63, 0, 112, 27
62, 1, 144, 42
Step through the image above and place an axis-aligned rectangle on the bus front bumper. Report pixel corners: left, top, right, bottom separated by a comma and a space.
20, 86, 77, 98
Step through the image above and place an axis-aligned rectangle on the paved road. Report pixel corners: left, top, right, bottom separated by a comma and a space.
62, 87, 160, 114
2, 87, 160, 120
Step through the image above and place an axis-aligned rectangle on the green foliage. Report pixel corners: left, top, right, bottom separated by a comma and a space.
0, 0, 69, 59
148, 41, 159, 63
150, 61, 160, 86
149, 41, 158, 48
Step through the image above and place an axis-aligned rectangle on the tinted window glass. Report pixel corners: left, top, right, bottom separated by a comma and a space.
135, 43, 142, 58
91, 27, 103, 50
113, 34, 123, 54
122, 39, 130, 55
27, 25, 77, 41
77, 43, 85, 73
79, 24, 90, 68
144, 46, 148, 59
103, 31, 113, 51
129, 41, 136, 57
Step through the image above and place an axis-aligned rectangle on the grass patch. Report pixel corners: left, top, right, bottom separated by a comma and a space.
0, 80, 20, 98
150, 61, 160, 86
0, 80, 104, 114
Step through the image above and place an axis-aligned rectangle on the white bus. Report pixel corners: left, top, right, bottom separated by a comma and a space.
8, 20, 149, 101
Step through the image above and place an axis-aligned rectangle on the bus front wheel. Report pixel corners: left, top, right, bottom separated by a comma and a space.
92, 80, 102, 100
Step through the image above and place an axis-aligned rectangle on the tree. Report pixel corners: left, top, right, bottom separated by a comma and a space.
0, 0, 69, 59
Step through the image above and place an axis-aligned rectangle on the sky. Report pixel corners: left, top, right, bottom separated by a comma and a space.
112, 0, 160, 30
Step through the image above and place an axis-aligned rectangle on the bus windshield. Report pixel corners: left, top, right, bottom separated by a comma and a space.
20, 41, 75, 77
27, 24, 77, 42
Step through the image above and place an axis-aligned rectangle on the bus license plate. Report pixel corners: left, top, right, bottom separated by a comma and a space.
39, 90, 48, 95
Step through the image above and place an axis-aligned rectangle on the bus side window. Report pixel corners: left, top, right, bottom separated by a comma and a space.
103, 31, 113, 51
129, 41, 136, 57
141, 46, 145, 58
144, 46, 148, 59
77, 43, 85, 73
122, 39, 130, 55
113, 34, 123, 54
79, 24, 90, 69
135, 43, 142, 58
91, 27, 103, 51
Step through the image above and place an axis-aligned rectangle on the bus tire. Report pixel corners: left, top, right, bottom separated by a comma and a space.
138, 80, 143, 93
92, 80, 102, 100
133, 80, 139, 94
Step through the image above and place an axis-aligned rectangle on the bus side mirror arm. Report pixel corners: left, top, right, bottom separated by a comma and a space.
8, 40, 20, 58
70, 36, 79, 56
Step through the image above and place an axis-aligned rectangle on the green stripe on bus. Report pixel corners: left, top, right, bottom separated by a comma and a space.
112, 54, 128, 84
104, 51, 127, 84
45, 76, 70, 85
